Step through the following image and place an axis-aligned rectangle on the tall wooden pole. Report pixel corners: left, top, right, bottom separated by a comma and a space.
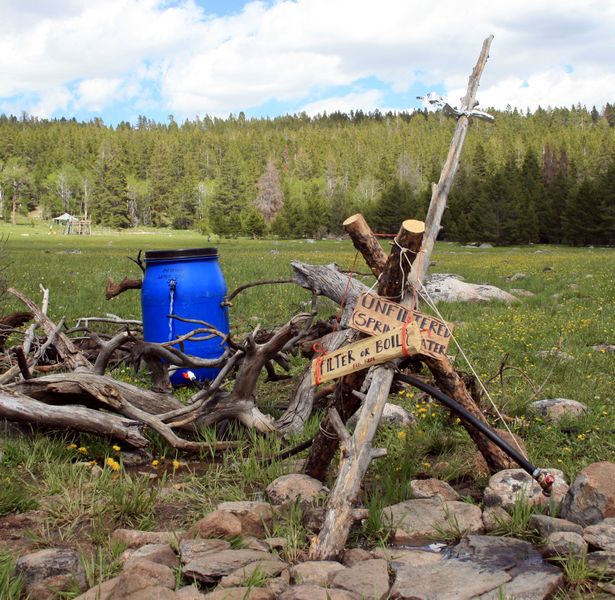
416, 35, 494, 284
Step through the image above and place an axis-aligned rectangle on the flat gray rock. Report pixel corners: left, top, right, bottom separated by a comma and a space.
424, 274, 517, 304
544, 531, 588, 557
219, 558, 288, 587
183, 549, 272, 583
587, 552, 615, 577
478, 564, 565, 599
290, 560, 345, 586
529, 514, 583, 537
450, 535, 539, 572
584, 518, 615, 551
390, 558, 510, 599
330, 558, 389, 600
383, 498, 483, 545
179, 539, 231, 564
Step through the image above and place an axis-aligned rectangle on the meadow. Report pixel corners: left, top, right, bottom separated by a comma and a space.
0, 221, 614, 598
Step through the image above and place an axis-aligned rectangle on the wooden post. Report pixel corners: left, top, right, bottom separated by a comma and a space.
342, 214, 388, 277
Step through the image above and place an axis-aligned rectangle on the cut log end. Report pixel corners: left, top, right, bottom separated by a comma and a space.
342, 213, 363, 227
401, 219, 425, 235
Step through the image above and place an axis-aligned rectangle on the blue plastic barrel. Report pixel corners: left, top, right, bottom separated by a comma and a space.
141, 247, 229, 384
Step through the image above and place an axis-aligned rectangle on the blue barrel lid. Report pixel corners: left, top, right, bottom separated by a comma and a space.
145, 247, 218, 260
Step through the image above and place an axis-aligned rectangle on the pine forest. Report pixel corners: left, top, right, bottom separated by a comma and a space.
0, 104, 613, 245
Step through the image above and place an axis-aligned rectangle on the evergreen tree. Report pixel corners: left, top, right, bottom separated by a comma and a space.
92, 139, 130, 228
208, 145, 249, 236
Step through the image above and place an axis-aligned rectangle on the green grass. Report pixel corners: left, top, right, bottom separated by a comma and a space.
0, 552, 26, 600
1, 221, 614, 559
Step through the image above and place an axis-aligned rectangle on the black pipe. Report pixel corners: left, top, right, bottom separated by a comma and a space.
396, 372, 553, 492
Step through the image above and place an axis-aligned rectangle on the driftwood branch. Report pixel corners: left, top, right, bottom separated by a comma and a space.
105, 277, 143, 300
0, 386, 148, 448
8, 287, 92, 370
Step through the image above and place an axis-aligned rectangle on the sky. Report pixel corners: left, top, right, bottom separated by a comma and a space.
0, 0, 613, 126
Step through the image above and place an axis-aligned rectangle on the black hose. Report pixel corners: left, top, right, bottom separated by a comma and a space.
396, 372, 540, 478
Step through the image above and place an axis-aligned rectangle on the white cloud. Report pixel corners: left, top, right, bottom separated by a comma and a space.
0, 0, 613, 120
300, 90, 384, 116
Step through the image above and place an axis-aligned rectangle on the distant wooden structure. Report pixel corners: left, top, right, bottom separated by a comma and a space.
65, 217, 92, 235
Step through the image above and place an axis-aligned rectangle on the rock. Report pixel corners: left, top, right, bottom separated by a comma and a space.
453, 535, 564, 599
424, 274, 517, 303
341, 547, 371, 566
409, 478, 459, 501
179, 539, 231, 564
15, 548, 87, 600
479, 243, 493, 248
451, 535, 539, 570
529, 514, 583, 537
583, 518, 615, 551
347, 403, 415, 428
507, 272, 527, 281
330, 558, 389, 600
535, 349, 574, 361
119, 448, 152, 467
592, 343, 615, 353
382, 498, 483, 545
108, 559, 176, 600
187, 510, 243, 539
290, 560, 345, 585
372, 547, 443, 571
587, 552, 615, 577
478, 565, 564, 600
482, 506, 511, 532
183, 549, 272, 583
265, 474, 328, 506
483, 468, 568, 511
122, 543, 179, 570
264, 576, 290, 596
279, 584, 358, 600
216, 501, 274, 538
116, 587, 178, 600
263, 537, 287, 551
543, 265, 555, 272
203, 588, 274, 600
219, 558, 288, 587
302, 506, 325, 532
390, 559, 510, 599
72, 576, 119, 600
510, 288, 535, 297
561, 462, 615, 526
529, 398, 588, 422
544, 531, 588, 557
111, 529, 181, 548
176, 585, 205, 599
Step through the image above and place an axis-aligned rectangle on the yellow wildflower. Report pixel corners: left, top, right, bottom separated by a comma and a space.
172, 459, 181, 470
106, 457, 120, 472
67, 443, 77, 450
78, 447, 88, 454
577, 433, 586, 441
397, 431, 407, 440
151, 459, 160, 467
112, 445, 121, 452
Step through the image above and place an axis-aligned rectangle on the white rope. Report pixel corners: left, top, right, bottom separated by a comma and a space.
395, 241, 525, 456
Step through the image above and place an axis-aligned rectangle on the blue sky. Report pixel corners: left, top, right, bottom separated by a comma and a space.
0, 0, 613, 126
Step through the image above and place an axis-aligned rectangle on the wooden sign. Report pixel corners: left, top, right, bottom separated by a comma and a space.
349, 292, 454, 358
311, 323, 421, 385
